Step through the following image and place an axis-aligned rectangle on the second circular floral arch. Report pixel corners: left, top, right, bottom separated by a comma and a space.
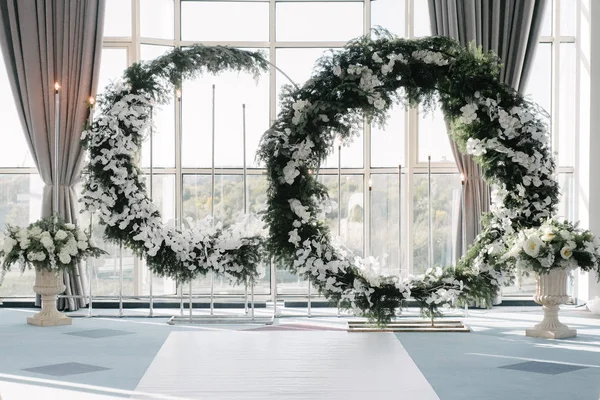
83, 34, 558, 324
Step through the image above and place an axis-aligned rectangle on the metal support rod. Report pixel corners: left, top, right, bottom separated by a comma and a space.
428, 155, 433, 269
210, 84, 216, 316
461, 175, 466, 258
179, 281, 184, 316
119, 242, 123, 317
307, 280, 312, 317
53, 83, 59, 217
189, 279, 193, 320
251, 279, 255, 320
149, 106, 154, 317
337, 140, 342, 317
243, 104, 248, 315
398, 164, 402, 279
88, 213, 93, 318
271, 258, 277, 317
368, 177, 372, 256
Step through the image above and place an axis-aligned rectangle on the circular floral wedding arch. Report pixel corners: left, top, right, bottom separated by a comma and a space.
82, 34, 558, 324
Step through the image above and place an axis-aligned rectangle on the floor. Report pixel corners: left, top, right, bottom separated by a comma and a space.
0, 306, 598, 399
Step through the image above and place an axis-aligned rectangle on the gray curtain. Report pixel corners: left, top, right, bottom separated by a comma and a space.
0, 0, 105, 310
428, 0, 548, 262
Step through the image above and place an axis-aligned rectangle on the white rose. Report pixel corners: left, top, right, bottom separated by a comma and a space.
77, 241, 88, 250
58, 251, 71, 265
559, 230, 573, 240
333, 65, 342, 77
64, 223, 75, 230
19, 237, 30, 249
29, 226, 42, 237
2, 237, 16, 254
560, 246, 573, 260
523, 235, 543, 258
55, 230, 68, 241
76, 230, 87, 242
88, 238, 97, 247
541, 232, 555, 242
40, 235, 54, 250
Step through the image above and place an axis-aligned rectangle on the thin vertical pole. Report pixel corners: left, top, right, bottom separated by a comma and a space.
119, 242, 123, 317
148, 106, 154, 317
428, 155, 433, 269
53, 83, 60, 217
271, 257, 277, 317
189, 279, 193, 320
461, 174, 466, 257
87, 213, 93, 318
179, 280, 184, 316
337, 140, 342, 317
243, 104, 249, 315
398, 164, 402, 279
210, 84, 216, 316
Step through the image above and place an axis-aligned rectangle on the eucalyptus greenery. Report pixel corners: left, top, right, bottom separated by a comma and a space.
81, 45, 269, 285
258, 31, 559, 322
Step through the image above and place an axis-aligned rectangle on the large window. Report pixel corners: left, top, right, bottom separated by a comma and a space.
0, 0, 578, 299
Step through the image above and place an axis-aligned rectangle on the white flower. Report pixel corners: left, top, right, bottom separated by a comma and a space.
288, 229, 301, 246
65, 223, 76, 230
522, 235, 543, 258
77, 241, 88, 250
28, 227, 43, 237
559, 230, 574, 240
459, 103, 478, 124
55, 230, 68, 241
40, 235, 54, 250
2, 237, 17, 254
76, 230, 87, 242
541, 232, 555, 242
333, 65, 342, 77
466, 138, 486, 156
560, 246, 573, 260
373, 98, 386, 110
282, 161, 300, 185
58, 251, 71, 264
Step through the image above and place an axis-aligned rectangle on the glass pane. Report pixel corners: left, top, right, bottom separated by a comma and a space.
276, 47, 328, 115
0, 52, 34, 168
370, 173, 406, 278
276, 2, 363, 42
183, 174, 245, 226
341, 175, 364, 256
418, 107, 453, 163
557, 172, 574, 221
140, 45, 176, 168
524, 43, 552, 116
98, 48, 128, 95
412, 174, 460, 275
181, 2, 269, 42
371, 0, 406, 37
139, 174, 176, 295
558, 43, 575, 167
103, 0, 132, 37
140, 0, 174, 40
540, 0, 553, 36
183, 50, 269, 168
413, 0, 431, 37
371, 104, 405, 167
183, 174, 270, 295
0, 174, 45, 297
560, 0, 576, 36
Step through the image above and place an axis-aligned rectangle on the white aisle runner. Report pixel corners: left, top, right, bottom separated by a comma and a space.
132, 331, 439, 400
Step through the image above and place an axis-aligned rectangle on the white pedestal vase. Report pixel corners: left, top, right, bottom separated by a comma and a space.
27, 268, 72, 326
526, 268, 575, 339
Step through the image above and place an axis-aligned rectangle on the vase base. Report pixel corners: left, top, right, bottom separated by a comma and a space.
27, 315, 72, 327
526, 327, 576, 339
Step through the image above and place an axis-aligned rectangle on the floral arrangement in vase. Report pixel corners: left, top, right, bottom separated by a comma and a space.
506, 219, 600, 275
0, 214, 106, 281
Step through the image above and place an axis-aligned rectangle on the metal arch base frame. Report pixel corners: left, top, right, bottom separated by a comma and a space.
347, 319, 470, 332
167, 315, 274, 325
